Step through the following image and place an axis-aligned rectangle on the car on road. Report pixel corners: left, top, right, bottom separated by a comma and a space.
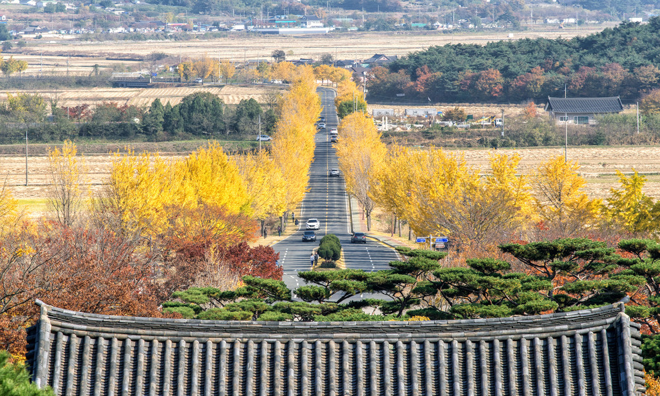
317, 122, 326, 129
302, 230, 316, 242
351, 232, 367, 244
330, 136, 338, 143
329, 128, 338, 134
318, 116, 326, 122
329, 168, 340, 177
256, 135, 272, 141
305, 218, 320, 230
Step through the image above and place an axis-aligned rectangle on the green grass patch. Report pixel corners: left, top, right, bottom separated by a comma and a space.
17, 199, 49, 212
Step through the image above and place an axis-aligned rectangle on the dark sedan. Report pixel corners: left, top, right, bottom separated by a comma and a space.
302, 231, 317, 242
351, 232, 367, 243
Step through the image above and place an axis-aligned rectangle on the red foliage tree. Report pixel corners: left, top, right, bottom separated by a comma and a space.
0, 222, 163, 357
61, 104, 91, 120
474, 69, 504, 99
511, 66, 546, 99
219, 242, 282, 280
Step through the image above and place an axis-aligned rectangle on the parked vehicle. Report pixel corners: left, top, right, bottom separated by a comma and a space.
329, 168, 340, 177
194, 78, 203, 83
494, 118, 503, 127
256, 135, 272, 141
306, 218, 320, 230
302, 230, 316, 242
351, 232, 367, 244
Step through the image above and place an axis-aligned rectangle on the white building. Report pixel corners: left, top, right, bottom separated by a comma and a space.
405, 108, 436, 117
300, 16, 324, 28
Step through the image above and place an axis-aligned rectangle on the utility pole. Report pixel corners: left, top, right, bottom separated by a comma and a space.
637, 102, 640, 134
565, 112, 568, 162
25, 129, 28, 186
501, 109, 504, 137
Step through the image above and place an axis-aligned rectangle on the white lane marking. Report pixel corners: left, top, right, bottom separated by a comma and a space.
366, 247, 375, 271
344, 188, 351, 234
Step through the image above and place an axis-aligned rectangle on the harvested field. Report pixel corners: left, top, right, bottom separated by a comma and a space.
3, 145, 660, 206
368, 103, 529, 119
11, 26, 613, 75
455, 146, 660, 199
0, 85, 285, 108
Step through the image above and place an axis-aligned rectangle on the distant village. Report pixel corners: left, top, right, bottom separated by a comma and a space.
0, 0, 647, 37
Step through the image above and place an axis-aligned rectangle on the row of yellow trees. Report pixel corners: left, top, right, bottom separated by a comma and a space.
0, 64, 322, 241
107, 64, 321, 236
176, 57, 354, 86
336, 111, 660, 246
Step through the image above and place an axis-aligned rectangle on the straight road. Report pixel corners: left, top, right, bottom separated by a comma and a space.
273, 87, 399, 292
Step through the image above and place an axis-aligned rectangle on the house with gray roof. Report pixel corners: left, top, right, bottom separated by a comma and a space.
545, 96, 625, 125
27, 300, 644, 396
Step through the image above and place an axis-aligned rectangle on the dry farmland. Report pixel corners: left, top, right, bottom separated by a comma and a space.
3, 146, 660, 210
0, 85, 285, 108
13, 26, 613, 76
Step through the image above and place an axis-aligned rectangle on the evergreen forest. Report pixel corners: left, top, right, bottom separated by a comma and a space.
368, 18, 660, 103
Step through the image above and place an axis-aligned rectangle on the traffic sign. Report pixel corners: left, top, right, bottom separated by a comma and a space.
416, 237, 427, 243
435, 237, 448, 243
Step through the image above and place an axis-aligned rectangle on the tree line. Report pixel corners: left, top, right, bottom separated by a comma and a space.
0, 64, 322, 362
368, 18, 660, 103
0, 92, 276, 144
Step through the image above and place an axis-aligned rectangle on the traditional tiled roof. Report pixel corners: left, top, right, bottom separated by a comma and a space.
27, 300, 644, 396
545, 96, 625, 114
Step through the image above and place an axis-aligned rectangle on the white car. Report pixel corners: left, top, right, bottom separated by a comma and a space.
329, 128, 338, 134
305, 218, 320, 230
329, 169, 340, 177
317, 122, 326, 129
256, 135, 272, 141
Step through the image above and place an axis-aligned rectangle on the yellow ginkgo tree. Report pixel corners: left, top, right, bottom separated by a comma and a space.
533, 155, 601, 236
271, 72, 322, 213
335, 112, 387, 230
235, 150, 287, 234
604, 169, 660, 233
46, 140, 87, 227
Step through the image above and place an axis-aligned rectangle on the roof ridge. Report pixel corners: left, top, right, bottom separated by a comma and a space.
39, 300, 624, 329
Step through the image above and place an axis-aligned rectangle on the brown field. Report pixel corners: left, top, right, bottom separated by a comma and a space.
0, 85, 285, 108
3, 145, 660, 207
12, 26, 613, 75
368, 103, 530, 119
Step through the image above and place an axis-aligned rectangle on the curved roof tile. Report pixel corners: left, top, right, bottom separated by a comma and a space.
27, 301, 645, 396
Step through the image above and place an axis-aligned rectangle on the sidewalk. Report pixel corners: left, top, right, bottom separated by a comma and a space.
248, 209, 303, 248
349, 196, 417, 249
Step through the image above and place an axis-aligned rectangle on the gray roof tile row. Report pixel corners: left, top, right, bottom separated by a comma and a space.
545, 96, 625, 114
27, 301, 644, 396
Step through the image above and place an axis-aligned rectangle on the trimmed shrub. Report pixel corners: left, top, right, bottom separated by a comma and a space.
318, 234, 341, 261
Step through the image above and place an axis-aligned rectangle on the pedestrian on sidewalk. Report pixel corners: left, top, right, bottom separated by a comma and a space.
264, 229, 268, 239
292, 212, 295, 221
314, 252, 319, 266
277, 225, 282, 237
310, 253, 315, 267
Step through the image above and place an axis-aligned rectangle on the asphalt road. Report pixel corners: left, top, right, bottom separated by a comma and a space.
273, 87, 399, 292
